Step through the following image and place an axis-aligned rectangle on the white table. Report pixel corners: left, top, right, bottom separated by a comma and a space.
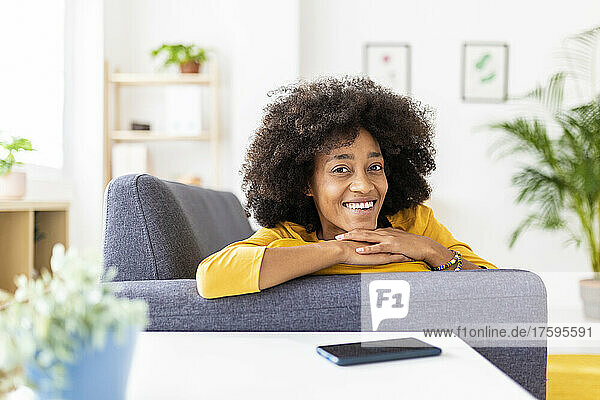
125, 332, 535, 399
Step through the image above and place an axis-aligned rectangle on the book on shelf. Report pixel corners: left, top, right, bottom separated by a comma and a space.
131, 121, 151, 131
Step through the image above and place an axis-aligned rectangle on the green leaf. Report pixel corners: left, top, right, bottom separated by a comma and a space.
522, 72, 565, 114
558, 26, 600, 95
0, 164, 10, 176
5, 137, 33, 152
509, 214, 539, 248
489, 117, 558, 169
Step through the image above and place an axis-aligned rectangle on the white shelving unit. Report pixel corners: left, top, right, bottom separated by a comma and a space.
103, 60, 220, 188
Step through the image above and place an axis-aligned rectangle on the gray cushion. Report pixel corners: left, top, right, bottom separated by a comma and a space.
103, 174, 254, 281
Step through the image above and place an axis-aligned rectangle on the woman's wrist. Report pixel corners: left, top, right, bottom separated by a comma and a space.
421, 238, 455, 268
320, 240, 346, 265
422, 240, 483, 270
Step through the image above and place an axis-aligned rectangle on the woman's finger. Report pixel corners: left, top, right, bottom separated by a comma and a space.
336, 230, 384, 242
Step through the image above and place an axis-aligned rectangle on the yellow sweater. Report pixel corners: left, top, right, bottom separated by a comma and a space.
196, 204, 497, 298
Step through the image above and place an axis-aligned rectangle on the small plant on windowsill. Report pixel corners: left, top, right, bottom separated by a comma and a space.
0, 244, 148, 398
0, 136, 34, 200
151, 43, 208, 73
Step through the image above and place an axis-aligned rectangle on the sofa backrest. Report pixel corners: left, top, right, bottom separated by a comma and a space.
103, 174, 254, 281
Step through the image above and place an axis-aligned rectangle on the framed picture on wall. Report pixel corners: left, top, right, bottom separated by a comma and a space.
363, 43, 411, 95
462, 42, 509, 102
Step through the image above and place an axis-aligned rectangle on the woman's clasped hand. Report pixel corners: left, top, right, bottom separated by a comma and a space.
333, 227, 442, 266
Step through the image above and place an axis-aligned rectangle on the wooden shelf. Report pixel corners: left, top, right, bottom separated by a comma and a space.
110, 73, 212, 85
0, 202, 69, 292
111, 131, 211, 142
0, 201, 70, 212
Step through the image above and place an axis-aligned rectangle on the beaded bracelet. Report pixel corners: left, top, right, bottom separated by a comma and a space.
430, 250, 462, 271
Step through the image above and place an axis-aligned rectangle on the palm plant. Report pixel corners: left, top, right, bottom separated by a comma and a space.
489, 27, 600, 279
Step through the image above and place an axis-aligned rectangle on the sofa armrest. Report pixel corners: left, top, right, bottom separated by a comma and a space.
107, 269, 546, 332
102, 174, 254, 281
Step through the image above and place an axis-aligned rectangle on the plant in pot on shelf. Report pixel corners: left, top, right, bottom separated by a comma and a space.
0, 244, 148, 399
0, 136, 34, 200
151, 43, 208, 73
488, 26, 600, 319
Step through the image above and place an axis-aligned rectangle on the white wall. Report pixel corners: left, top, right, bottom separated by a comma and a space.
300, 0, 600, 274
104, 0, 299, 204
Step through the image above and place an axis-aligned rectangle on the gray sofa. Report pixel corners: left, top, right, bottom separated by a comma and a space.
103, 174, 547, 399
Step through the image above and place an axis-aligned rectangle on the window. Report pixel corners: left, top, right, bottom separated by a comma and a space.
0, 0, 65, 169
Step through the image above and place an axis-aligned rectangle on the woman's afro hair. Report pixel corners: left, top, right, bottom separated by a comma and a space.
241, 76, 436, 233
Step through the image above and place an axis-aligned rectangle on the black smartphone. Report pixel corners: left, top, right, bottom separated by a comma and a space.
316, 337, 441, 366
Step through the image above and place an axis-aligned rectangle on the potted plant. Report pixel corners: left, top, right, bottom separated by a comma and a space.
151, 43, 208, 73
0, 244, 148, 398
489, 27, 600, 319
0, 136, 34, 200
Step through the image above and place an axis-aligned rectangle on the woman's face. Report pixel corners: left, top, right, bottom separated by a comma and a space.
307, 128, 388, 240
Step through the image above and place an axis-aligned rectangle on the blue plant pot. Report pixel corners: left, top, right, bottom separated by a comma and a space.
26, 329, 139, 400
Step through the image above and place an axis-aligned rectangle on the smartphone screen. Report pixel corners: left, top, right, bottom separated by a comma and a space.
317, 337, 441, 366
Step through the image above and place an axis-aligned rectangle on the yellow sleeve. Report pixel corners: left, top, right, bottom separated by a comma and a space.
196, 228, 308, 299
419, 205, 498, 269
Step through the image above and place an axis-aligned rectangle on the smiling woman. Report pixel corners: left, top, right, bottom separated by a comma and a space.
196, 77, 497, 299
307, 129, 388, 239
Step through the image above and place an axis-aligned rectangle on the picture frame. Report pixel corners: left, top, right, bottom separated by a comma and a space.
363, 43, 411, 95
461, 42, 509, 103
